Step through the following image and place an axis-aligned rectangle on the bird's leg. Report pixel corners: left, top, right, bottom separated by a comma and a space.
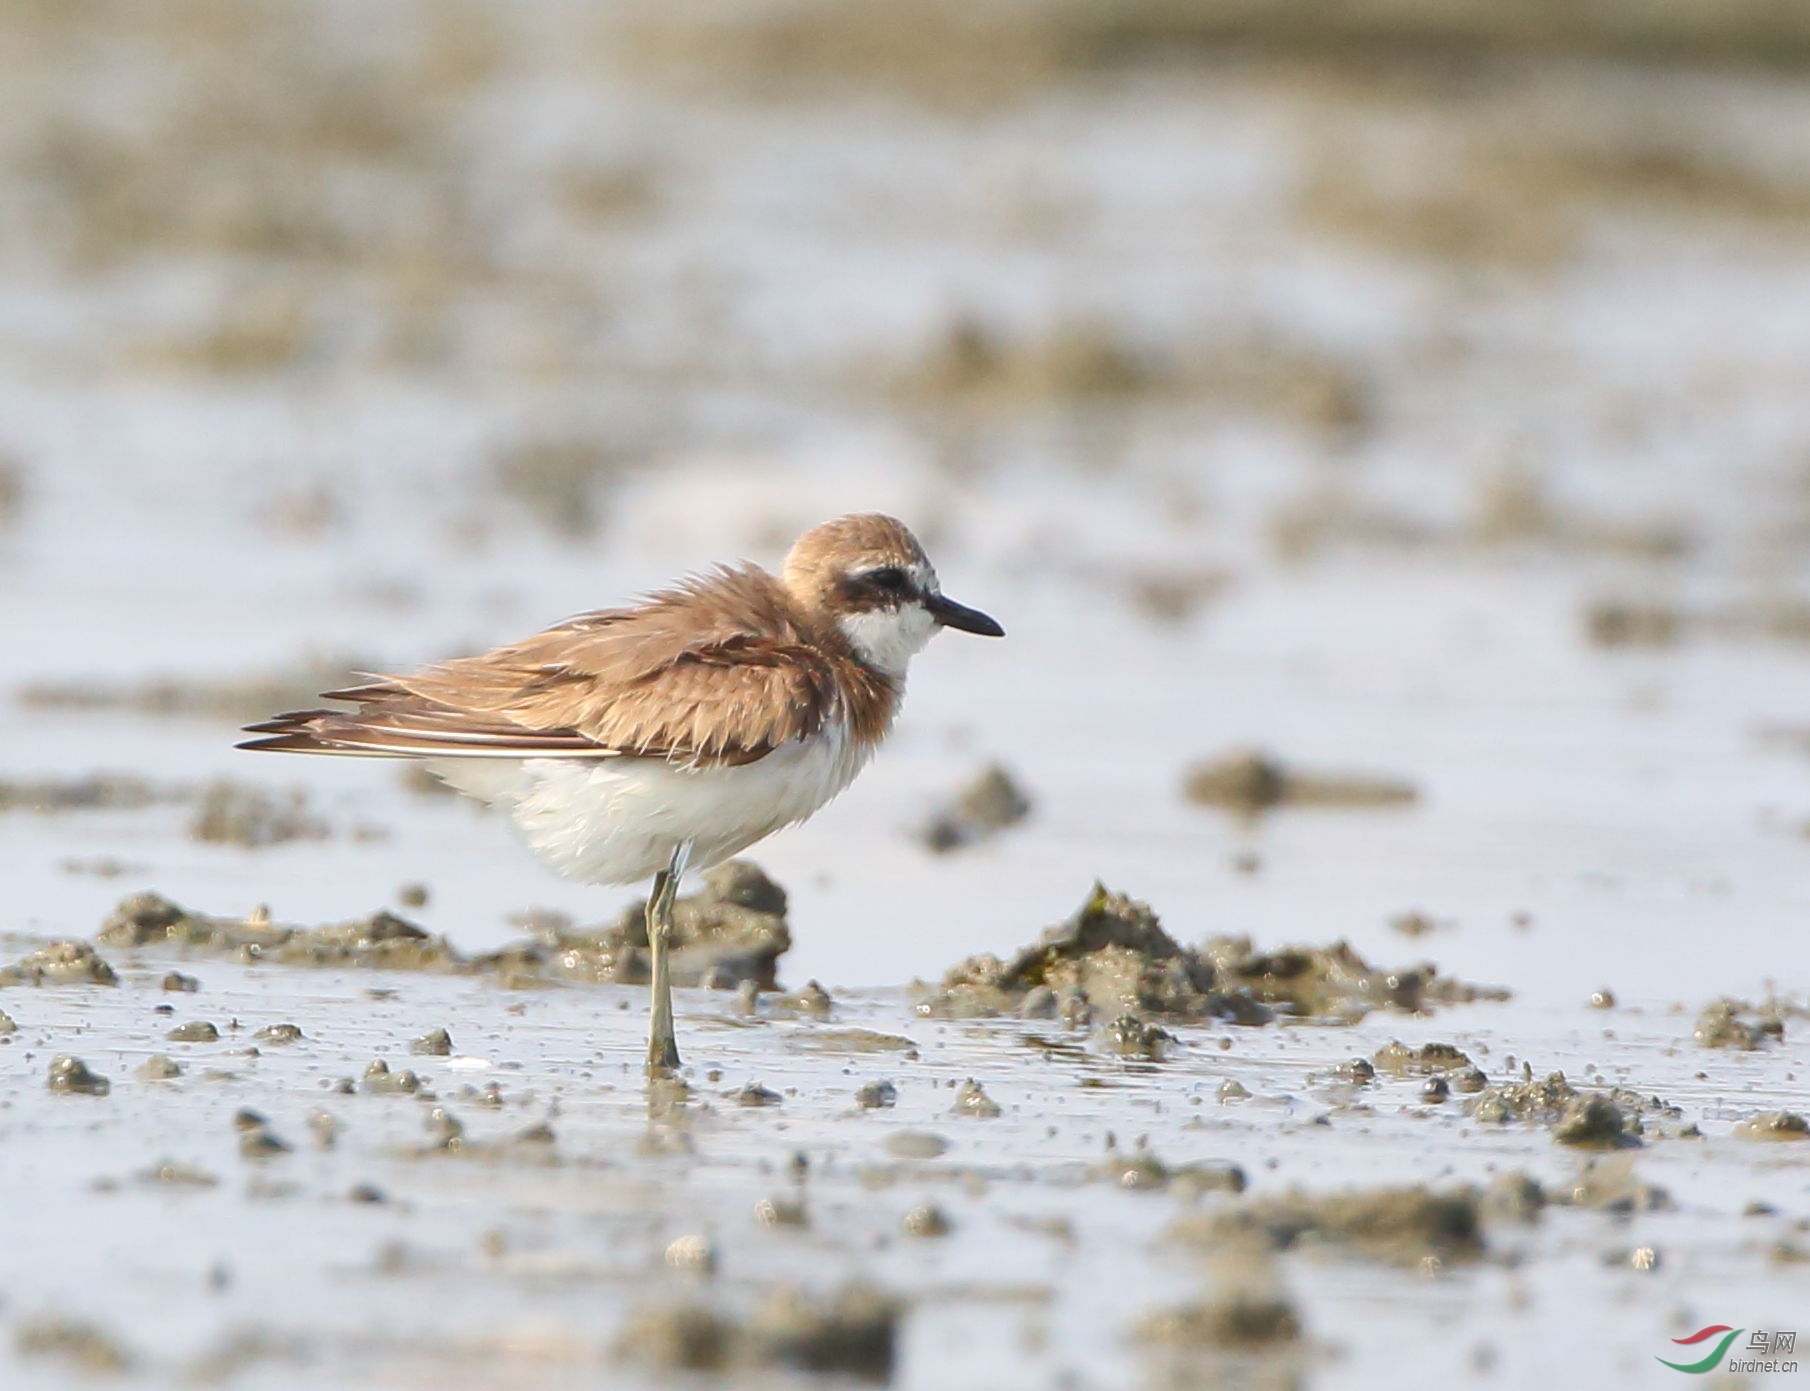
645, 841, 691, 1075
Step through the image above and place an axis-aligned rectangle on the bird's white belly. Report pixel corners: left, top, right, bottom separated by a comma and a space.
422, 722, 871, 886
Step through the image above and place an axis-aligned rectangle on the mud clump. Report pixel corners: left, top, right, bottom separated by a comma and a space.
1134, 1252, 1308, 1390
1564, 1155, 1671, 1212
1586, 600, 1683, 648
481, 861, 790, 990
48, 1056, 110, 1095
916, 763, 1031, 853
0, 773, 187, 814
2, 941, 118, 987
187, 780, 330, 847
98, 892, 455, 971
902, 1204, 952, 1238
1182, 749, 1417, 816
922, 884, 1244, 1023
1695, 998, 1784, 1049
97, 893, 195, 946
1372, 1041, 1473, 1077
1389, 910, 1440, 938
18, 652, 373, 722
236, 1109, 293, 1159
1553, 1095, 1638, 1149
363, 1060, 423, 1095
855, 1080, 898, 1110
1178, 1185, 1485, 1266
1095, 1149, 1246, 1196
139, 1161, 219, 1188
1135, 1262, 1301, 1350
0, 456, 23, 527
1466, 1071, 1667, 1144
768, 980, 834, 1020
885, 1132, 949, 1160
490, 432, 630, 540
616, 1306, 733, 1372
1136, 1290, 1300, 1350
94, 868, 795, 988
14, 1317, 134, 1374
788, 1028, 914, 1054
1466, 1071, 1580, 1125
896, 315, 1161, 405
1203, 935, 1503, 1022
1483, 1173, 1547, 1224
411, 1027, 454, 1056
617, 1283, 899, 1380
1585, 597, 1810, 650
952, 1078, 1002, 1118
923, 883, 1502, 1025
1735, 1111, 1810, 1142
1102, 1014, 1176, 1060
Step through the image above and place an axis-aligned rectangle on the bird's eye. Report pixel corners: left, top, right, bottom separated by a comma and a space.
865, 567, 908, 591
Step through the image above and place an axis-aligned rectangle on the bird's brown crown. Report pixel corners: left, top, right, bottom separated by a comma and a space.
780, 514, 935, 619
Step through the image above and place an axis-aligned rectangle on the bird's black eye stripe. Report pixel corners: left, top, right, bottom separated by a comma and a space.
865, 567, 908, 591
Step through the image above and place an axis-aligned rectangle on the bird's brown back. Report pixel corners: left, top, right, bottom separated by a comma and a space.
240, 564, 900, 766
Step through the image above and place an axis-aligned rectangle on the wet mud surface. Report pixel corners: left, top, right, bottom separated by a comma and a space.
4, 4, 1810, 1388
3, 865, 1810, 1390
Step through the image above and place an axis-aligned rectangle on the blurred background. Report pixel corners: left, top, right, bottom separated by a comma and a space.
9, 7, 1810, 1389
3, 0, 1810, 996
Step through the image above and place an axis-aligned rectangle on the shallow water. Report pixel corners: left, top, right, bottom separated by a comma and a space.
5, 5, 1810, 1387
3, 941, 1810, 1391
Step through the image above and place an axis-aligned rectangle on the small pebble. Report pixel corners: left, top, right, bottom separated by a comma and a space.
885, 1132, 950, 1160
363, 1059, 422, 1094
307, 1109, 341, 1150
1735, 1111, 1810, 1142
903, 1204, 953, 1237
137, 1055, 183, 1081
425, 1107, 465, 1151
1019, 986, 1059, 1020
48, 1056, 110, 1096
410, 1028, 453, 1056
139, 1161, 218, 1188
856, 1080, 898, 1110
236, 1111, 292, 1159
167, 1021, 219, 1043
756, 1196, 809, 1227
952, 1079, 1001, 1118
161, 972, 199, 993
663, 1235, 717, 1275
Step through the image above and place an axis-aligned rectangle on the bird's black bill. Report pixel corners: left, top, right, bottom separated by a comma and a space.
926, 592, 1004, 637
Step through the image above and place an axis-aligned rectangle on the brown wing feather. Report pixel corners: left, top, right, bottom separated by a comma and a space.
239, 565, 877, 767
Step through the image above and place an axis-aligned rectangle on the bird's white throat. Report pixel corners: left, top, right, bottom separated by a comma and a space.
838, 603, 937, 679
